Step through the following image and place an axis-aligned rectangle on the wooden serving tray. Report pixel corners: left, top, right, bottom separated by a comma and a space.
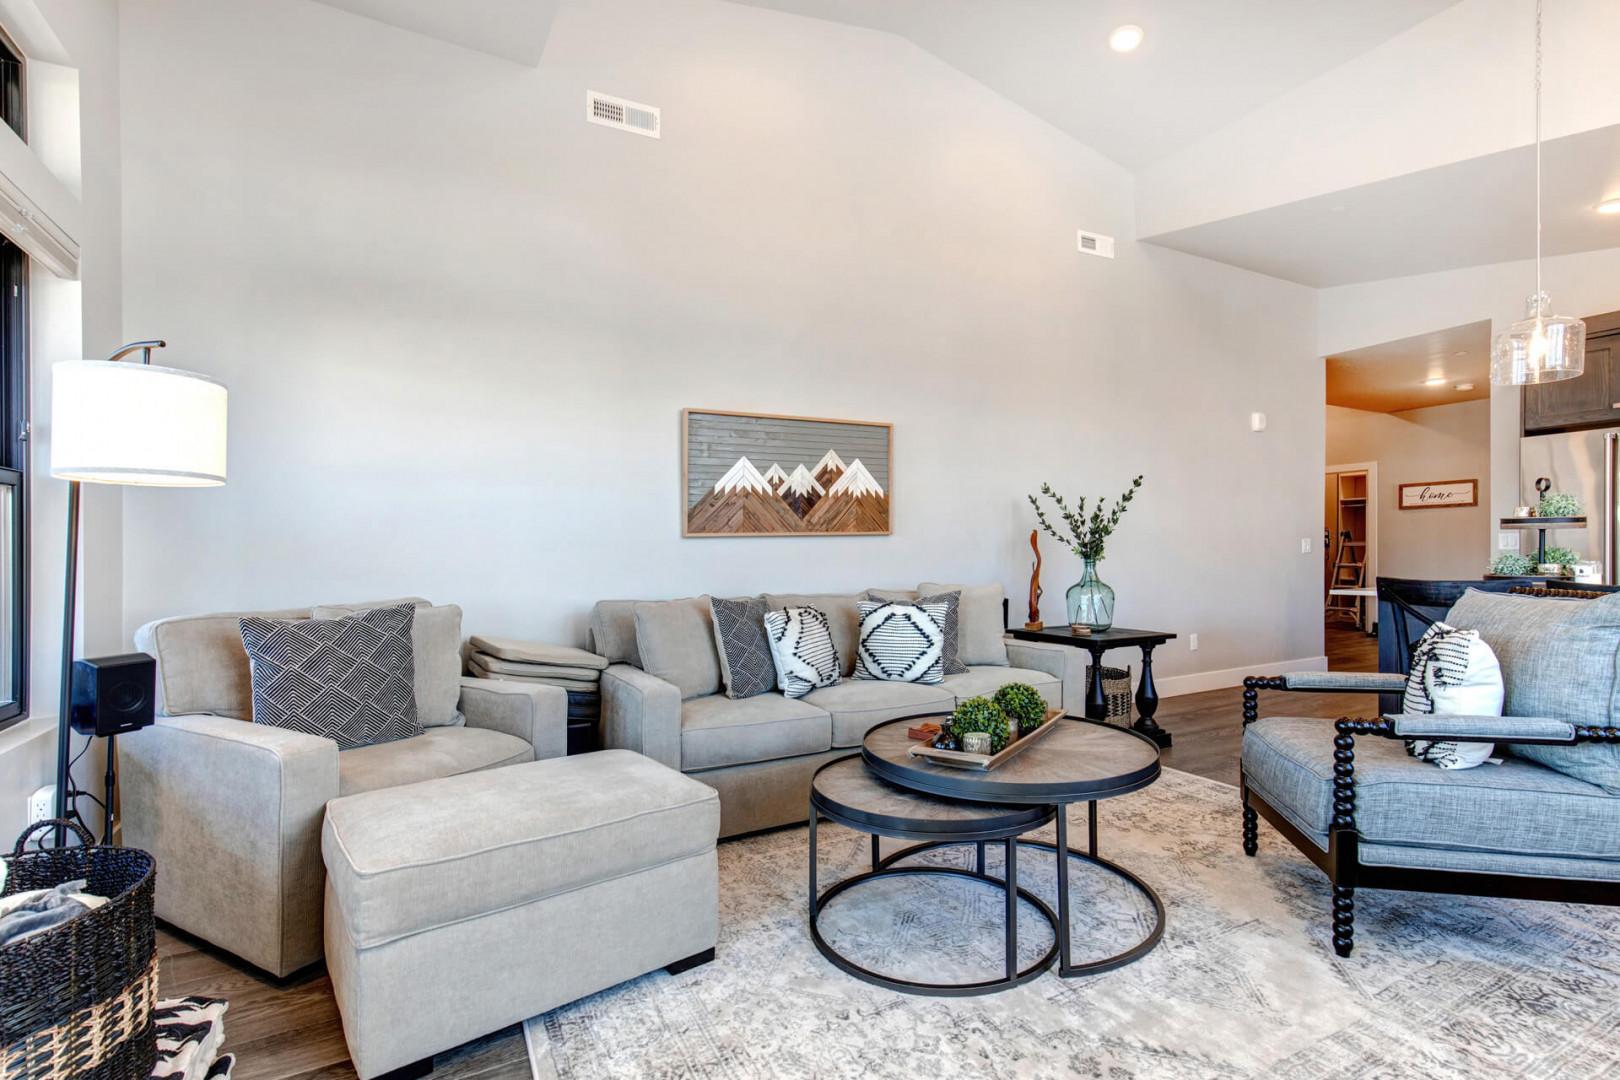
907, 709, 1063, 771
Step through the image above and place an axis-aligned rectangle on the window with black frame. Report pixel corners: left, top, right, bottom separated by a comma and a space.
0, 234, 27, 730
0, 26, 23, 143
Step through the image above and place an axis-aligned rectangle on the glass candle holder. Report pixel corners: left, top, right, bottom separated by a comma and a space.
961, 731, 992, 755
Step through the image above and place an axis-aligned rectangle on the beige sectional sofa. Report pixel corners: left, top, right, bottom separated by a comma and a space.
120, 597, 567, 977
590, 584, 1079, 837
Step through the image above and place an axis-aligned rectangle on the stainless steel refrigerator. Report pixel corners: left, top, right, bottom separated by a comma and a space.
1520, 429, 1620, 583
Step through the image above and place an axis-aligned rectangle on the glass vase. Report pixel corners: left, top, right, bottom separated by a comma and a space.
1066, 558, 1115, 632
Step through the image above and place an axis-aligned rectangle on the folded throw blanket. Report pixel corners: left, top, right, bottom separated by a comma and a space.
469, 636, 609, 671
469, 652, 602, 681
0, 879, 108, 946
468, 656, 600, 687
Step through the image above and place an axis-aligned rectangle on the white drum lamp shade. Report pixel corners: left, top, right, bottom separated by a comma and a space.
50, 361, 227, 486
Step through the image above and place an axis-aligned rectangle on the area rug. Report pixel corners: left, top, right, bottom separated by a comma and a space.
523, 767, 1620, 1078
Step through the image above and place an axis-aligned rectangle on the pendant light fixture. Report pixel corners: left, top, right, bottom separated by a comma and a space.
1490, 0, 1586, 386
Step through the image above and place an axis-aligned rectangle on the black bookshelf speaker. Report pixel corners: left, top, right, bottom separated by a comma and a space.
70, 653, 156, 737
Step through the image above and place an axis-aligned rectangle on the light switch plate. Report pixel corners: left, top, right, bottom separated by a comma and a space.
1300, 537, 1312, 554
1498, 532, 1520, 551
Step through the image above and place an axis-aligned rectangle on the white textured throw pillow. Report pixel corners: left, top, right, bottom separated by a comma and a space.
1403, 621, 1504, 770
763, 606, 841, 699
853, 600, 947, 684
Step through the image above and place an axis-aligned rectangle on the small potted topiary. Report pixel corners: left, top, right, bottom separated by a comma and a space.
994, 683, 1048, 736
950, 696, 1011, 754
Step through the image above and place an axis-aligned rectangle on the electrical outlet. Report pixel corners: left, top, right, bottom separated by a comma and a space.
1499, 532, 1520, 551
1189, 633, 1199, 652
27, 785, 54, 825
1300, 537, 1312, 554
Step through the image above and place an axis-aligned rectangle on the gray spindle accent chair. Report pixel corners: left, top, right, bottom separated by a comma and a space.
1240, 577, 1620, 957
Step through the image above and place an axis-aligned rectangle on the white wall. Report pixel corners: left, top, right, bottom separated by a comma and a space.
1326, 400, 1492, 581
1318, 246, 1620, 534
115, 0, 1324, 689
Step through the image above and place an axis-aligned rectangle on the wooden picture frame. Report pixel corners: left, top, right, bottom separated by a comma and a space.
1398, 479, 1478, 510
682, 409, 893, 537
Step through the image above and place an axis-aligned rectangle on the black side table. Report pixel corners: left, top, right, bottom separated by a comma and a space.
1005, 626, 1177, 747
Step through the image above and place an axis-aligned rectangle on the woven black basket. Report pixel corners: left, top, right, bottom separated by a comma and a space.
0, 820, 158, 1080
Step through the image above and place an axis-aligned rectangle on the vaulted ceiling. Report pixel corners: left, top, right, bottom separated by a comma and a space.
310, 0, 560, 66
725, 0, 1459, 169
307, 0, 1620, 292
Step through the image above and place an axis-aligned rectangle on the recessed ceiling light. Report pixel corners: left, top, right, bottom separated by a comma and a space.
1455, 382, 1475, 391
1424, 376, 1448, 387
1109, 24, 1145, 52
1599, 197, 1620, 215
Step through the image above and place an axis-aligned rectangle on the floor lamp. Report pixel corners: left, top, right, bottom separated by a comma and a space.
49, 342, 227, 844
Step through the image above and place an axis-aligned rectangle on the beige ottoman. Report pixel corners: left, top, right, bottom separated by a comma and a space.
322, 750, 720, 1079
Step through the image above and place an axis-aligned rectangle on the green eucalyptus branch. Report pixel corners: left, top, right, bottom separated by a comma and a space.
1028, 475, 1143, 562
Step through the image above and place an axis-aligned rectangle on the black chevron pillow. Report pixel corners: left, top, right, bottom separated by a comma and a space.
240, 604, 420, 750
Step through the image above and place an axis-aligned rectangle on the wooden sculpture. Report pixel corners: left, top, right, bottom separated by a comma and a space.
1025, 529, 1044, 631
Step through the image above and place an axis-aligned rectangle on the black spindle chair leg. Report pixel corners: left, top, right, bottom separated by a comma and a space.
1332, 885, 1355, 957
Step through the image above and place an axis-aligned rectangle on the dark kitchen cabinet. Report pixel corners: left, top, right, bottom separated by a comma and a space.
1523, 312, 1620, 435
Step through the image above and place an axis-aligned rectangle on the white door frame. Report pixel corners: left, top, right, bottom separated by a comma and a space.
1326, 460, 1379, 630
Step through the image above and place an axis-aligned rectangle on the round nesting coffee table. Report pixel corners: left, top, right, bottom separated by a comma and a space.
808, 755, 1060, 996
862, 715, 1164, 978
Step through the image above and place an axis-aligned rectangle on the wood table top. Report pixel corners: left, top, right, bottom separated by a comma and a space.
810, 755, 1054, 836
862, 715, 1161, 804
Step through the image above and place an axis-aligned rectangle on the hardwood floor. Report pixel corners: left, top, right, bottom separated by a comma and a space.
156, 623, 1381, 1078
1160, 625, 1380, 786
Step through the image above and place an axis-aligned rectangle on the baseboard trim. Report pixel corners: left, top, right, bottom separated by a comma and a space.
1156, 655, 1328, 699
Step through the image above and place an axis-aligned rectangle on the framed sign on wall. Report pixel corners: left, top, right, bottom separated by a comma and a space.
682, 409, 892, 537
1398, 479, 1478, 510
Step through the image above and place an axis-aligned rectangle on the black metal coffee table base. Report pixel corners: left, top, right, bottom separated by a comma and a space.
878, 806, 1164, 978
809, 756, 1061, 996
809, 853, 1061, 996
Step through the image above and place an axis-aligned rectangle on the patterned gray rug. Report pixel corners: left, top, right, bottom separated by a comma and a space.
524, 767, 1620, 1078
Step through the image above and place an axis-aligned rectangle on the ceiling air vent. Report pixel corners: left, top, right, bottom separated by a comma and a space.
587, 91, 660, 139
1076, 229, 1116, 259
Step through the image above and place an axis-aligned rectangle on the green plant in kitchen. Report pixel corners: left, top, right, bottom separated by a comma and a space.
950, 696, 1011, 754
1542, 546, 1580, 570
1490, 552, 1537, 576
993, 683, 1048, 736
1537, 491, 1582, 518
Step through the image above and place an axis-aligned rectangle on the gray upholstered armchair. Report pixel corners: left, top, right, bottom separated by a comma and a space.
120, 599, 566, 976
1240, 579, 1620, 957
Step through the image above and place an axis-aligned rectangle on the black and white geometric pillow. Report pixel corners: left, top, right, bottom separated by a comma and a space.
710, 596, 776, 700
916, 591, 968, 675
1402, 620, 1501, 770
866, 590, 966, 673
239, 604, 420, 751
762, 606, 841, 699
854, 600, 947, 684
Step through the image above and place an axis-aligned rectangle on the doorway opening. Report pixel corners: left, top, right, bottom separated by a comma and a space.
1323, 319, 1494, 654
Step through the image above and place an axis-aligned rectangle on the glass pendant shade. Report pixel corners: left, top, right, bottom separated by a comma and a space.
1491, 292, 1586, 386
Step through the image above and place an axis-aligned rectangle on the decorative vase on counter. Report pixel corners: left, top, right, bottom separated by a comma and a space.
1066, 558, 1115, 633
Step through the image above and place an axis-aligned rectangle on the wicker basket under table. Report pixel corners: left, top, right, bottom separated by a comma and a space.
1084, 664, 1135, 725
0, 820, 158, 1080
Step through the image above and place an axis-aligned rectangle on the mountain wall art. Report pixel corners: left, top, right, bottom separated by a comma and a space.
683, 409, 892, 536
